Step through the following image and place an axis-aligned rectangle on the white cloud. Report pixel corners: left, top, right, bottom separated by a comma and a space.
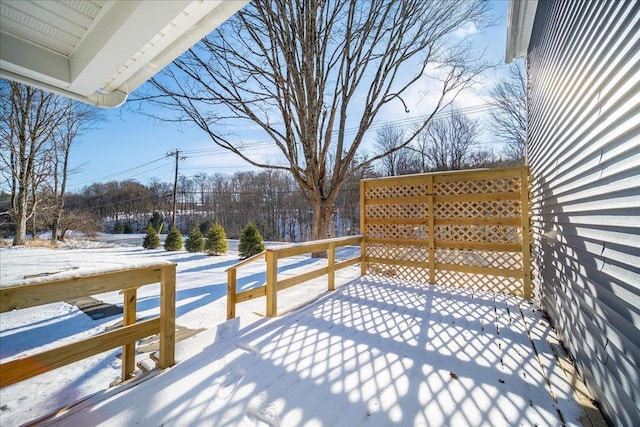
454, 21, 478, 38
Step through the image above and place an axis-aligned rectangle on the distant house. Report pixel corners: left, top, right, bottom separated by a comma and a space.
506, 0, 640, 425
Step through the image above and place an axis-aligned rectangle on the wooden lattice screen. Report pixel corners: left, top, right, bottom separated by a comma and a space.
360, 167, 531, 298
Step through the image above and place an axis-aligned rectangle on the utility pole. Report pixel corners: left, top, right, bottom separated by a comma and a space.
167, 150, 186, 229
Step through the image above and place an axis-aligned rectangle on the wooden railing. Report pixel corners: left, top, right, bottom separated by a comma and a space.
0, 263, 176, 388
226, 236, 363, 319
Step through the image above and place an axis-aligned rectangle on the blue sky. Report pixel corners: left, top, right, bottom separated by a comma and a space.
66, 1, 511, 192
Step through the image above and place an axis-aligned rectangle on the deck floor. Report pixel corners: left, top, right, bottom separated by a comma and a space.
47, 277, 584, 426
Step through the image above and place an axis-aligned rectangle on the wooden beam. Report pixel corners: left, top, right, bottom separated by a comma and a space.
158, 265, 176, 369
521, 167, 533, 299
0, 267, 162, 312
335, 256, 361, 270
277, 266, 329, 291
224, 251, 265, 272
265, 251, 278, 317
328, 242, 336, 291
273, 235, 362, 258
360, 180, 367, 276
121, 289, 137, 381
227, 269, 236, 320
427, 175, 435, 284
235, 285, 266, 303
435, 217, 521, 226
0, 318, 160, 388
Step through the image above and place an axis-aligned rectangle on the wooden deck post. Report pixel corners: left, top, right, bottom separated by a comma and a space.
158, 264, 176, 368
122, 288, 137, 380
328, 242, 336, 291
427, 175, 436, 285
266, 250, 278, 317
360, 180, 367, 277
227, 268, 237, 320
520, 167, 532, 299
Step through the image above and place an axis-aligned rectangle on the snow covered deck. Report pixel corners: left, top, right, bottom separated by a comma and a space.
46, 276, 583, 426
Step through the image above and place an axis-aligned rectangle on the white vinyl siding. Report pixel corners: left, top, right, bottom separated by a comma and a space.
527, 0, 640, 425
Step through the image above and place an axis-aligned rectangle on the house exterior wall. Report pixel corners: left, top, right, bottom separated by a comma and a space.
526, 0, 640, 425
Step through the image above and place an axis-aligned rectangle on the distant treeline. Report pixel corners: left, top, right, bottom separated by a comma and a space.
0, 169, 368, 241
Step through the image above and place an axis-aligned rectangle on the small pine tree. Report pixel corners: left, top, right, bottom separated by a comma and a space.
114, 221, 125, 234
164, 226, 183, 251
149, 212, 164, 234
238, 222, 265, 259
185, 226, 204, 253
142, 223, 160, 249
205, 221, 228, 256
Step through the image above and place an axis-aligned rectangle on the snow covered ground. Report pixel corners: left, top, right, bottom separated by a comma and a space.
0, 234, 587, 426
0, 235, 360, 426
46, 277, 584, 426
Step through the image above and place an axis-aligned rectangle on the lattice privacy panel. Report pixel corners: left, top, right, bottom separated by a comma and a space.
360, 167, 531, 297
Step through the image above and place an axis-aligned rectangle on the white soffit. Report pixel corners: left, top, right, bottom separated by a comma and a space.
0, 0, 248, 107
505, 0, 538, 63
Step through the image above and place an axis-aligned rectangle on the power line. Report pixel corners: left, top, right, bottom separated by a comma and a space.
167, 149, 186, 228
69, 156, 170, 190
72, 102, 500, 188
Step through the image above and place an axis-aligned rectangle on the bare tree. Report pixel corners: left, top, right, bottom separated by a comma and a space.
418, 109, 484, 171
0, 81, 66, 245
49, 101, 102, 243
374, 125, 420, 176
488, 59, 527, 163
139, 0, 491, 242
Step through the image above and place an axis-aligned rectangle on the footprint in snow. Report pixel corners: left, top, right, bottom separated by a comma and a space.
245, 391, 279, 427
236, 342, 260, 354
213, 365, 245, 401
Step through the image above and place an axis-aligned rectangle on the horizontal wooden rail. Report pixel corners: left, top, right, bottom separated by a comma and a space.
227, 236, 363, 319
364, 191, 521, 205
1, 267, 162, 312
366, 237, 522, 252
0, 319, 159, 387
0, 263, 176, 387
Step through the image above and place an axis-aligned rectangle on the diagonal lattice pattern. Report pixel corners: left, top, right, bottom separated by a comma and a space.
434, 225, 521, 243
367, 244, 430, 263
434, 178, 521, 196
366, 183, 430, 200
366, 224, 429, 240
435, 249, 522, 271
362, 168, 528, 296
434, 200, 521, 219
366, 203, 428, 219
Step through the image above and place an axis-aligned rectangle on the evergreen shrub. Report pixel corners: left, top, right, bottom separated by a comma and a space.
205, 221, 228, 256
238, 222, 265, 259
164, 226, 183, 251
185, 226, 205, 252
142, 223, 160, 249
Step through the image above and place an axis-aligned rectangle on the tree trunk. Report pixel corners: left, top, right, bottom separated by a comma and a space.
51, 216, 60, 244
13, 190, 28, 245
310, 197, 335, 258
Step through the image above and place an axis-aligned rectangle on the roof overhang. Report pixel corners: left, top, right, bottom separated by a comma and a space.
505, 0, 538, 63
0, 0, 248, 107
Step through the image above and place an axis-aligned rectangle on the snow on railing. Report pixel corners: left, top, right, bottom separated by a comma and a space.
226, 235, 363, 319
0, 262, 177, 387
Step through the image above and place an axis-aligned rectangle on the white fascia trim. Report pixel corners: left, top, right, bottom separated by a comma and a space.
68, 1, 194, 97
505, 0, 538, 63
116, 0, 250, 94
0, 69, 127, 108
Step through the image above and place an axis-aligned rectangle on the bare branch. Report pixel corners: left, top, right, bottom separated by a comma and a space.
135, 0, 492, 240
